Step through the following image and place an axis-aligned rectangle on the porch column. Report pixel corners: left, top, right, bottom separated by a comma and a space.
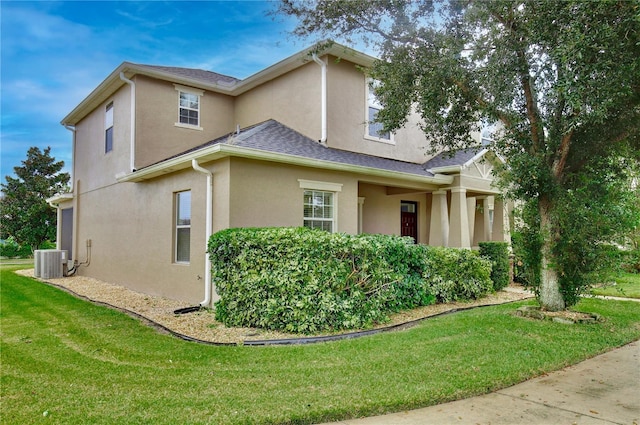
473, 196, 491, 246
357, 197, 365, 234
429, 190, 449, 247
492, 197, 510, 242
449, 188, 471, 248
467, 197, 476, 247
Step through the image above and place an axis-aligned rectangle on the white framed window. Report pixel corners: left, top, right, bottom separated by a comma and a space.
174, 85, 203, 130
175, 190, 191, 263
366, 79, 393, 143
105, 102, 113, 153
299, 179, 342, 233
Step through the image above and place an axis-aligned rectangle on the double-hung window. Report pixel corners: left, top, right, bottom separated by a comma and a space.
175, 190, 191, 263
174, 85, 204, 130
299, 179, 342, 233
105, 102, 114, 153
366, 79, 392, 142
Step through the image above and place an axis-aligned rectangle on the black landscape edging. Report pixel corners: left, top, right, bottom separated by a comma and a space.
35, 275, 532, 347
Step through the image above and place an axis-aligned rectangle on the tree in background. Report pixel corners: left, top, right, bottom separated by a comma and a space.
0, 147, 70, 253
276, 0, 640, 310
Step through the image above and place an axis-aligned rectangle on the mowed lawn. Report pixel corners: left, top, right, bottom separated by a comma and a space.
591, 272, 640, 299
2, 266, 640, 425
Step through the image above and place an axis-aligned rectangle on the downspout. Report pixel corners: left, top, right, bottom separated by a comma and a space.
119, 72, 136, 172
311, 53, 328, 147
191, 159, 213, 307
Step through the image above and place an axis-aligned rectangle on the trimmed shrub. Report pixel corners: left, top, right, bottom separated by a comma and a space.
479, 241, 511, 290
208, 227, 493, 333
421, 246, 493, 303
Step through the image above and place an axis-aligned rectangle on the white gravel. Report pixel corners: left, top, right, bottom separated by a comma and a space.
17, 269, 534, 345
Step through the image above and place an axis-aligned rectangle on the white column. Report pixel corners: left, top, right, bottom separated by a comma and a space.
429, 190, 449, 247
449, 188, 471, 248
357, 197, 365, 234
492, 197, 510, 242
467, 197, 476, 247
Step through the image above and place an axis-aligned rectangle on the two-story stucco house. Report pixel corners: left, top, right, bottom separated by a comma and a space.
48, 43, 509, 306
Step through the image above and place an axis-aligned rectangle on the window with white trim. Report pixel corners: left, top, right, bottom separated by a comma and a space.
366, 79, 392, 142
175, 190, 191, 263
105, 102, 113, 153
299, 179, 342, 233
303, 190, 334, 232
174, 85, 203, 129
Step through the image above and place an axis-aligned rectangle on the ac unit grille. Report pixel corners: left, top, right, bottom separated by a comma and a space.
34, 250, 68, 279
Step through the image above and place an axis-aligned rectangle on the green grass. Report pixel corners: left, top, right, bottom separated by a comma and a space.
2, 266, 640, 425
591, 272, 640, 299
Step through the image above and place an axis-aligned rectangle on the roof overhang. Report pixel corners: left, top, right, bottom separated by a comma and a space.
61, 43, 377, 126
426, 148, 506, 174
117, 144, 454, 187
46, 193, 74, 206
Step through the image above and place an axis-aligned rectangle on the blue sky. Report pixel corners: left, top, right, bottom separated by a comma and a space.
0, 0, 314, 180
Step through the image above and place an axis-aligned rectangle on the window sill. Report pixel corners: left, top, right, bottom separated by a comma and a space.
174, 122, 203, 131
364, 134, 395, 145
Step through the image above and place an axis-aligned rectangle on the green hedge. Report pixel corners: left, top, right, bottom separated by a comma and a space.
479, 241, 511, 290
208, 227, 493, 334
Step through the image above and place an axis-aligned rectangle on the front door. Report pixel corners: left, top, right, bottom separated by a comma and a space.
401, 201, 418, 242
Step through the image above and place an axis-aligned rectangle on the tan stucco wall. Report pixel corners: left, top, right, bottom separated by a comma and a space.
74, 86, 131, 193
326, 56, 434, 164
72, 169, 210, 303
134, 75, 235, 169
226, 157, 359, 234
358, 183, 430, 244
234, 62, 322, 140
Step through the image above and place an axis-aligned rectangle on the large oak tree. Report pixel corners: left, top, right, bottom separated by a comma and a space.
1, 147, 70, 253
276, 0, 640, 310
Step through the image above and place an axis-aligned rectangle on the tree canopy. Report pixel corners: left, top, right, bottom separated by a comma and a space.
1, 146, 70, 252
276, 0, 640, 310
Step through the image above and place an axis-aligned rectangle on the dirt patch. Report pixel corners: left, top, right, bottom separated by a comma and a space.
514, 305, 603, 324
17, 269, 534, 344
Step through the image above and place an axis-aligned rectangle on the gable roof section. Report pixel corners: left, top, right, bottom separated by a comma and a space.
134, 64, 240, 87
62, 43, 376, 126
119, 120, 453, 186
424, 148, 488, 173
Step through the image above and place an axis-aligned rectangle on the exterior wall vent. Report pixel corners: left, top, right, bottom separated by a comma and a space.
34, 250, 68, 279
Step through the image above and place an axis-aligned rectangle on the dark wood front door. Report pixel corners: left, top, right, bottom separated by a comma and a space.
401, 201, 418, 242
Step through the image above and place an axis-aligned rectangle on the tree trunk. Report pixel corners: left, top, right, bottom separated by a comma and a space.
538, 198, 566, 311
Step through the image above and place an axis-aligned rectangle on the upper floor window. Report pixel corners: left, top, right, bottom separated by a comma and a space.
105, 102, 113, 153
174, 85, 204, 130
366, 79, 392, 142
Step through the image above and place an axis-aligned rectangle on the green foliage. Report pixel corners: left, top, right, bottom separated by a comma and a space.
276, 0, 640, 311
0, 146, 69, 251
208, 227, 492, 333
0, 236, 32, 258
421, 246, 493, 303
4, 267, 640, 425
479, 241, 510, 291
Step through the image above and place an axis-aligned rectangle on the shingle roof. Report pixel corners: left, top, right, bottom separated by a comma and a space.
185, 120, 440, 178
422, 147, 485, 170
135, 64, 240, 87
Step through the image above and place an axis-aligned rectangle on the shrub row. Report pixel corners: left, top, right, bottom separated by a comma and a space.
479, 241, 511, 291
208, 227, 493, 334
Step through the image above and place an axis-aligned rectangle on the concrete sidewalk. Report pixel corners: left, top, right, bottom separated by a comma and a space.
322, 341, 640, 425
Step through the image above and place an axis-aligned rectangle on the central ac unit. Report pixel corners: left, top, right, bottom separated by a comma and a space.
34, 250, 68, 279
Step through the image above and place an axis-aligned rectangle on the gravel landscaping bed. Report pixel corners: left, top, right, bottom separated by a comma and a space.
17, 269, 534, 344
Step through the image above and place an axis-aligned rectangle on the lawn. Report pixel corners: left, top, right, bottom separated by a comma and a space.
2, 265, 640, 425
591, 272, 640, 299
